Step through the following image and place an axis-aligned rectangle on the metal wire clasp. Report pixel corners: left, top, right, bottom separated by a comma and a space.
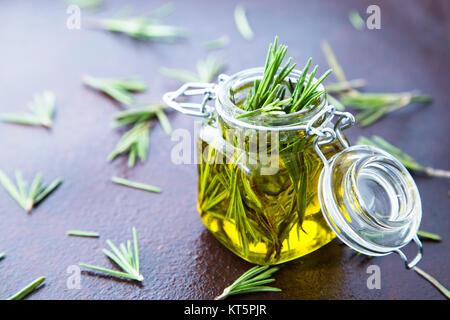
162, 82, 216, 118
306, 104, 355, 168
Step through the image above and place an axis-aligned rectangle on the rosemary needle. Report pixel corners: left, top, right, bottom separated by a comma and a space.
204, 35, 230, 51
67, 230, 100, 238
214, 265, 281, 300
358, 136, 450, 178
0, 170, 62, 213
112, 176, 161, 193
417, 230, 442, 242
79, 227, 144, 282
348, 10, 365, 30
67, 0, 103, 9
0, 91, 56, 128
7, 276, 45, 300
0, 252, 5, 260
234, 4, 254, 40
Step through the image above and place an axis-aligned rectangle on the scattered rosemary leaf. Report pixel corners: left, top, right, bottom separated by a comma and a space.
79, 227, 144, 282
112, 176, 161, 193
83, 76, 147, 106
160, 54, 226, 83
214, 265, 281, 300
0, 170, 62, 213
349, 10, 365, 30
417, 230, 442, 242
0, 252, 5, 260
108, 120, 151, 167
234, 4, 254, 40
0, 91, 55, 128
357, 136, 450, 178
7, 276, 45, 300
321, 41, 432, 126
95, 4, 186, 42
204, 35, 230, 51
67, 0, 103, 9
113, 104, 171, 135
67, 230, 100, 238
413, 267, 450, 300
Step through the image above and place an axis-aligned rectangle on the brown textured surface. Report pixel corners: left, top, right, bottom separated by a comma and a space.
0, 0, 449, 300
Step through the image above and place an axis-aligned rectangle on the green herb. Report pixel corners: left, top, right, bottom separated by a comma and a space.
413, 267, 450, 300
357, 136, 450, 178
79, 227, 143, 282
204, 35, 230, 51
417, 230, 442, 242
83, 76, 147, 106
113, 104, 172, 134
67, 230, 100, 238
234, 4, 254, 40
160, 54, 226, 83
108, 121, 151, 167
343, 91, 432, 126
67, 0, 103, 9
215, 265, 281, 300
236, 36, 331, 118
96, 4, 186, 42
112, 176, 161, 193
0, 91, 55, 128
7, 276, 45, 300
321, 41, 432, 126
109, 104, 172, 167
348, 10, 365, 30
0, 252, 5, 260
0, 170, 62, 213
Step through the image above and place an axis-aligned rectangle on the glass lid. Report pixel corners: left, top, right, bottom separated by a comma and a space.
318, 145, 422, 258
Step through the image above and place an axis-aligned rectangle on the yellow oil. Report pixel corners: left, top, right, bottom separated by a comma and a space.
197, 125, 345, 265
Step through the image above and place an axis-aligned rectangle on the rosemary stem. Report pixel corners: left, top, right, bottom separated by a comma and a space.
7, 276, 45, 300
424, 167, 450, 179
413, 267, 450, 299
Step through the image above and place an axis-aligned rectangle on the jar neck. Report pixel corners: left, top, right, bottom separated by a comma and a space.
215, 67, 327, 131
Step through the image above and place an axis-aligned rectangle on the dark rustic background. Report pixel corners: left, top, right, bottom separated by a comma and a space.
0, 0, 448, 300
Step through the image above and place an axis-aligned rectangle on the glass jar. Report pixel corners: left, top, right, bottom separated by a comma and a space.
163, 68, 423, 268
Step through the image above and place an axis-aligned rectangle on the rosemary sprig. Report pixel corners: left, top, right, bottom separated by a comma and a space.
112, 176, 161, 193
96, 4, 186, 42
160, 55, 226, 83
79, 227, 144, 282
236, 36, 331, 118
215, 265, 281, 300
0, 170, 62, 213
204, 35, 230, 51
357, 136, 450, 178
7, 276, 45, 300
234, 4, 254, 40
67, 230, 100, 238
413, 267, 450, 299
109, 104, 172, 167
321, 41, 432, 126
417, 230, 442, 242
343, 91, 432, 126
108, 120, 151, 167
113, 104, 171, 134
348, 10, 365, 30
83, 76, 147, 106
0, 91, 55, 128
